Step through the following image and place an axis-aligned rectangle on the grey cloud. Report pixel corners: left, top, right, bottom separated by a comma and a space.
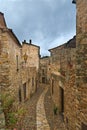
0, 0, 76, 56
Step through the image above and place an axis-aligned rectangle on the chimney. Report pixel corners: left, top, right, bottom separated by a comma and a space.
72, 0, 76, 4
24, 40, 26, 43
22, 40, 26, 44
29, 39, 32, 44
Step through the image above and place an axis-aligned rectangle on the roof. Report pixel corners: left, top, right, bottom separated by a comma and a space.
40, 56, 49, 59
65, 36, 76, 48
8, 29, 22, 47
0, 12, 21, 47
22, 40, 40, 49
48, 36, 76, 52
0, 12, 7, 28
48, 43, 66, 52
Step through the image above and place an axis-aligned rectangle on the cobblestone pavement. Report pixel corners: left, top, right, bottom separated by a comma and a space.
44, 86, 54, 130
36, 87, 50, 130
53, 114, 67, 130
22, 84, 67, 130
22, 86, 44, 130
44, 86, 67, 130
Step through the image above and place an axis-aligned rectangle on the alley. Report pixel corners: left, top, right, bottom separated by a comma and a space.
22, 84, 66, 130
36, 87, 50, 130
22, 84, 53, 130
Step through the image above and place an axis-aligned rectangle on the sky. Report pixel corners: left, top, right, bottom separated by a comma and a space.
0, 0, 76, 56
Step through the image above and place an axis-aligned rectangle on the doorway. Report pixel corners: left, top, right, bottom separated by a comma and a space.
19, 88, 22, 102
60, 87, 64, 113
42, 77, 46, 83
23, 83, 26, 100
52, 79, 54, 95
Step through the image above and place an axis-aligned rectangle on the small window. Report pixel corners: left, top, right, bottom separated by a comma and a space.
66, 117, 69, 129
23, 83, 26, 100
42, 69, 45, 75
32, 78, 34, 86
19, 88, 22, 102
52, 80, 54, 94
42, 77, 45, 83
16, 55, 19, 71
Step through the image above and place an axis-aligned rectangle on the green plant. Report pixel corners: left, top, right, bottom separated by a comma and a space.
53, 105, 58, 115
1, 93, 15, 111
1, 92, 26, 129
58, 69, 61, 72
1, 93, 16, 128
7, 112, 17, 126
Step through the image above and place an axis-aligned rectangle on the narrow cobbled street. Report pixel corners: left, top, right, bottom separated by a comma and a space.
22, 84, 66, 130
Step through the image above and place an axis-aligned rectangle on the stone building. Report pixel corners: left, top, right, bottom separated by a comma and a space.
49, 0, 87, 129
22, 40, 40, 96
75, 0, 87, 130
48, 44, 65, 108
60, 36, 76, 130
0, 12, 40, 128
64, 0, 87, 129
22, 40, 40, 70
39, 56, 50, 84
0, 12, 22, 128
0, 0, 87, 129
49, 36, 76, 116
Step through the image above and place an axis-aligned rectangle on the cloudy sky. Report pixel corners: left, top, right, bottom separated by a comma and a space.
0, 0, 76, 56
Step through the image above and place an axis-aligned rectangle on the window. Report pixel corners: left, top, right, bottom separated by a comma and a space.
32, 78, 34, 86
42, 77, 45, 83
42, 69, 45, 75
52, 80, 54, 94
60, 87, 64, 114
16, 55, 19, 71
23, 83, 26, 100
19, 88, 22, 102
66, 117, 69, 129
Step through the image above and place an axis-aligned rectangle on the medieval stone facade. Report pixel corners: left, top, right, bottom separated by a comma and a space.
75, 0, 87, 130
39, 56, 50, 84
49, 36, 76, 115
0, 0, 87, 129
22, 40, 40, 98
0, 12, 40, 128
48, 0, 87, 130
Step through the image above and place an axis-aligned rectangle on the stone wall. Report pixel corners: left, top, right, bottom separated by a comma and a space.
0, 13, 40, 128
64, 48, 76, 130
75, 0, 87, 129
0, 12, 10, 127
49, 1, 87, 129
39, 56, 50, 84
49, 36, 77, 129
28, 67, 37, 96
22, 41, 40, 97
6, 31, 22, 105
50, 73, 60, 110
22, 41, 40, 71
49, 44, 65, 110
